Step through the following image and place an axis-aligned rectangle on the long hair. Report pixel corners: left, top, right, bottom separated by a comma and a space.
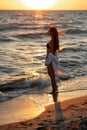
49, 27, 59, 52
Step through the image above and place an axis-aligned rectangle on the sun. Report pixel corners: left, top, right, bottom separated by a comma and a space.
20, 0, 57, 10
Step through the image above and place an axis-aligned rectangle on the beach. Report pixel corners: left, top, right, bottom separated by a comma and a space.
0, 96, 87, 130
0, 10, 87, 130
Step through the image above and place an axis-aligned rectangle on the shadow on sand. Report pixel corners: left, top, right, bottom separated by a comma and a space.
52, 91, 67, 130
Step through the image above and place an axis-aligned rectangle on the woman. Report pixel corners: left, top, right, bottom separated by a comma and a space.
45, 27, 63, 93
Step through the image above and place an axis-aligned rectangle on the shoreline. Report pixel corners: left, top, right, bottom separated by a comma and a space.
0, 88, 87, 126
0, 96, 87, 130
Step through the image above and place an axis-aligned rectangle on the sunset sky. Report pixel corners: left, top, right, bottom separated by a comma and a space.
0, 0, 87, 10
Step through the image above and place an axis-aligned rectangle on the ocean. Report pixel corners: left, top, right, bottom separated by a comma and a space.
0, 10, 87, 103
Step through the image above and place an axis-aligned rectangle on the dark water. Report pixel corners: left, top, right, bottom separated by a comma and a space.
0, 10, 87, 102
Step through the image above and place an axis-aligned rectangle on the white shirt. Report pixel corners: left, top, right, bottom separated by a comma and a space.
45, 53, 64, 75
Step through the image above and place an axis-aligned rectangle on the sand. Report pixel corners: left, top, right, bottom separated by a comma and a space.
0, 96, 87, 130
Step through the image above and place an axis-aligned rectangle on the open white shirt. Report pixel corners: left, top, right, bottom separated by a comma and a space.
45, 53, 64, 75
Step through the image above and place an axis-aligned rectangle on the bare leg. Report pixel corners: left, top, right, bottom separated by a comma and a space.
47, 64, 57, 93
50, 74, 57, 93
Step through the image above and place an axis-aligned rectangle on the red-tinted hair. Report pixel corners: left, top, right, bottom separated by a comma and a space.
49, 27, 59, 52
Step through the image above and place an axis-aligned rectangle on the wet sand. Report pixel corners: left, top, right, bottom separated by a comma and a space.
0, 96, 87, 130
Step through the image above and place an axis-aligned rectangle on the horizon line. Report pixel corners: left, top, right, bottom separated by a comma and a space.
0, 9, 87, 11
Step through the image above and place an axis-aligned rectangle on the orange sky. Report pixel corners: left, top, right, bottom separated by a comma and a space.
0, 0, 87, 10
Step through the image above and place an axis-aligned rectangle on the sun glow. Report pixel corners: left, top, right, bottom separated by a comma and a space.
20, 0, 57, 10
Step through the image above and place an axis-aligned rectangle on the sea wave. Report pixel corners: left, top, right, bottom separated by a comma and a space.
0, 22, 49, 31
0, 23, 18, 31
15, 32, 47, 39
65, 29, 87, 34
0, 73, 70, 93
0, 36, 15, 42
61, 47, 87, 53
0, 75, 87, 103
0, 91, 13, 102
